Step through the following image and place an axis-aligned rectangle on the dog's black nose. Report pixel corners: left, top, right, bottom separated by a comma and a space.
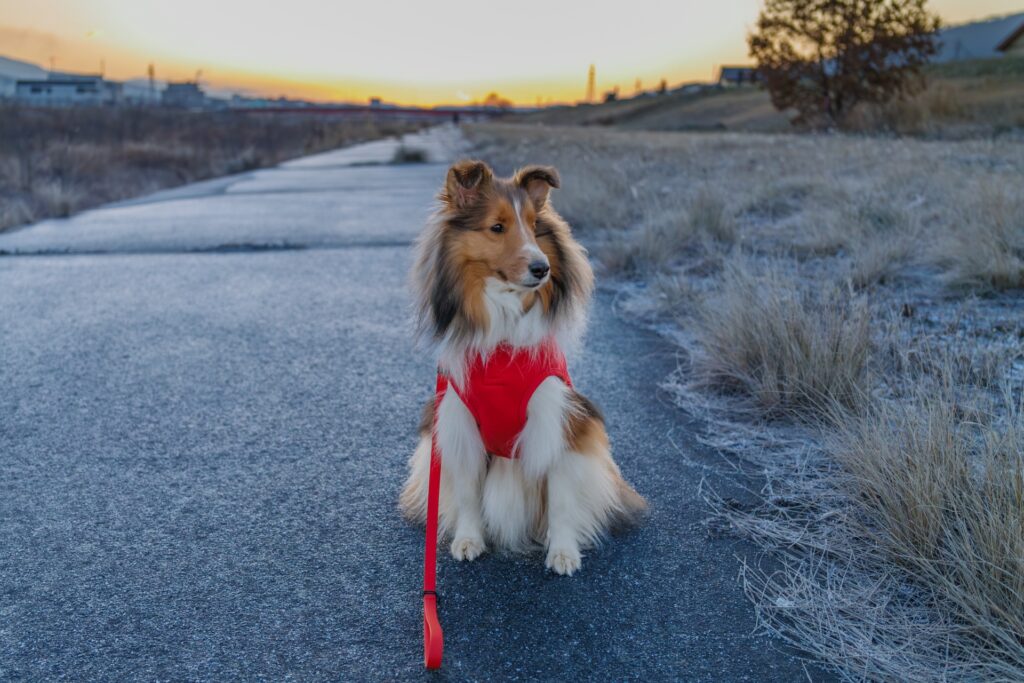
529, 261, 550, 279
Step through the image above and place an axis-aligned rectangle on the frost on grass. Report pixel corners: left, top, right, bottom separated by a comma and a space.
933, 183, 1024, 292
469, 123, 1024, 681
710, 382, 1024, 682
692, 259, 870, 419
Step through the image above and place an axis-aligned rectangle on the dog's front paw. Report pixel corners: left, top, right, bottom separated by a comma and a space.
545, 545, 582, 576
451, 536, 486, 561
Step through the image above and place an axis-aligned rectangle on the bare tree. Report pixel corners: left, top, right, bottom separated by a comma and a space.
749, 0, 940, 127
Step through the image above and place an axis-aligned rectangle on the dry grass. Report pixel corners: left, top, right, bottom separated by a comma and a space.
933, 183, 1024, 291
650, 274, 698, 312
694, 260, 870, 418
469, 124, 1024, 293
594, 188, 736, 275
849, 230, 917, 288
846, 57, 1024, 137
730, 381, 1024, 681
0, 104, 421, 231
509, 56, 1024, 137
506, 86, 792, 133
833, 386, 1024, 613
470, 122, 1024, 680
693, 343, 1024, 681
846, 83, 969, 135
689, 188, 738, 243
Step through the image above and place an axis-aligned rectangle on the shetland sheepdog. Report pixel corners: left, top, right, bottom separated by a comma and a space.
400, 159, 645, 576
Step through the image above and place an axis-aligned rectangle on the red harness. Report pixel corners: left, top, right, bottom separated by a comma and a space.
422, 340, 571, 668
441, 341, 572, 458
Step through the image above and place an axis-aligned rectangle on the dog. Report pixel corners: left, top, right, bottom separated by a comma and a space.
400, 159, 645, 576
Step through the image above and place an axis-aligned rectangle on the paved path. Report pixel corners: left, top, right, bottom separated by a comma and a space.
0, 127, 829, 681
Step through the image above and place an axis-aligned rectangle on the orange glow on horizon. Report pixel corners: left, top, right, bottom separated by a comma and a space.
0, 0, 1020, 106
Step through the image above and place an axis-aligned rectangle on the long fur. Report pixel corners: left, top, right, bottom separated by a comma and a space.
411, 161, 593, 384
401, 160, 645, 576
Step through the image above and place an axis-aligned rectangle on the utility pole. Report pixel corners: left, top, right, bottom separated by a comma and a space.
586, 64, 596, 103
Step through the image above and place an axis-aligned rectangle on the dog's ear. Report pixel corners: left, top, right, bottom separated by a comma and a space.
515, 165, 560, 208
444, 160, 492, 208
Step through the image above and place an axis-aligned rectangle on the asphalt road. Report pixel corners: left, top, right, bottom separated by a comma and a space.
0, 127, 830, 681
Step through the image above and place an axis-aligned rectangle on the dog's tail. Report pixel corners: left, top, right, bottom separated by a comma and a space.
612, 476, 648, 531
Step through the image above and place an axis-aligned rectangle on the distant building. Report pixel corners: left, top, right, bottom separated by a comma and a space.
717, 66, 759, 86
162, 81, 206, 109
996, 20, 1024, 56
15, 73, 122, 106
934, 12, 1024, 62
121, 81, 162, 105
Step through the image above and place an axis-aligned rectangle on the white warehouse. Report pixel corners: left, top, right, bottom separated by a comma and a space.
14, 73, 123, 106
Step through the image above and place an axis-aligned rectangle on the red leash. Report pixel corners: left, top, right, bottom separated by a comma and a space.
419, 345, 574, 667
422, 377, 444, 669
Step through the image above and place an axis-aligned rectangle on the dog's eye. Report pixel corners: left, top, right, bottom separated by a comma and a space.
490, 223, 504, 234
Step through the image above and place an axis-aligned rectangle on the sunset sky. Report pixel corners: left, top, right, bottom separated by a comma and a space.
1, 0, 1020, 105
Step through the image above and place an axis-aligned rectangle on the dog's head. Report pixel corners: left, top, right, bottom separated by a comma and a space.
414, 160, 593, 344
442, 160, 559, 290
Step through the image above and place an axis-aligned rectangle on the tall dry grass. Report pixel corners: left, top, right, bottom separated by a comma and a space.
833, 386, 1024, 633
796, 381, 1024, 680
694, 260, 870, 419
0, 104, 420, 231
933, 183, 1024, 291
718, 390, 1024, 680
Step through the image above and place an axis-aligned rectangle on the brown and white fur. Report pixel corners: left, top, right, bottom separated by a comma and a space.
400, 159, 645, 576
